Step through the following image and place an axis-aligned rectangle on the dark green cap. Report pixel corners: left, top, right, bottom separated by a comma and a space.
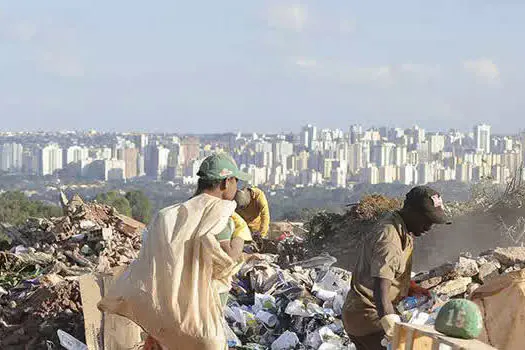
404, 186, 451, 224
197, 153, 251, 182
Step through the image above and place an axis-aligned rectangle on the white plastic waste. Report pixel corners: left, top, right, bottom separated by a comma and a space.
224, 320, 242, 348
332, 294, 345, 316
407, 309, 430, 325
256, 310, 278, 327
253, 293, 277, 314
271, 331, 300, 350
318, 343, 348, 350
316, 289, 338, 301
57, 329, 88, 350
225, 306, 257, 333
285, 300, 313, 317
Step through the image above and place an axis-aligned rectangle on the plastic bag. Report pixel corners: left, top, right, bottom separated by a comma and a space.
271, 331, 300, 350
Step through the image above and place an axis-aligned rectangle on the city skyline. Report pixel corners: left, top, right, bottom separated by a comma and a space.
0, 121, 514, 137
1, 1, 525, 133
0, 122, 523, 189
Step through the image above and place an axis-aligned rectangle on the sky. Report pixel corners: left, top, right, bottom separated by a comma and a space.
1, 1, 524, 134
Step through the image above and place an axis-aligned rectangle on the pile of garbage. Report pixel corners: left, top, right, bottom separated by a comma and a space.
0, 193, 145, 349
223, 246, 525, 349
225, 253, 354, 350
400, 246, 525, 326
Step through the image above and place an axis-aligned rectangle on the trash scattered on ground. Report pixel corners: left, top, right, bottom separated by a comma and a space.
226, 252, 353, 349
0, 192, 145, 349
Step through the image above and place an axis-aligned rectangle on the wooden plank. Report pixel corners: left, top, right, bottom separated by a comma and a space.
79, 274, 103, 350
405, 328, 414, 350
393, 323, 497, 350
80, 268, 146, 350
101, 268, 145, 350
411, 328, 434, 350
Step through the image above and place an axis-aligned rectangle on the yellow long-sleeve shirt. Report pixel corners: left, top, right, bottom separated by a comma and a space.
236, 187, 270, 237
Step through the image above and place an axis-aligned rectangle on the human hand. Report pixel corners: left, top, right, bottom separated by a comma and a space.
380, 314, 401, 342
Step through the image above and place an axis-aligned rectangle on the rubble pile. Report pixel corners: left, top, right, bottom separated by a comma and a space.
0, 194, 145, 349
226, 253, 354, 350
400, 246, 525, 326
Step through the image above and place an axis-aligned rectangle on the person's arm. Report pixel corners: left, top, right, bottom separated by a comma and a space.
374, 277, 396, 318
220, 237, 244, 261
257, 192, 270, 237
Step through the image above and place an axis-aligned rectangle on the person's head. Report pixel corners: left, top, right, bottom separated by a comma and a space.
400, 186, 450, 237
234, 187, 252, 209
195, 153, 251, 201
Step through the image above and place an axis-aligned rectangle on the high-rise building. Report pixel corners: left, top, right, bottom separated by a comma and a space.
394, 145, 408, 166
180, 137, 200, 167
399, 165, 417, 185
456, 162, 474, 183
349, 124, 362, 144
272, 140, 294, 168
413, 125, 426, 144
474, 123, 491, 154
429, 134, 445, 154
323, 159, 335, 179
331, 167, 347, 188
379, 165, 396, 183
22, 150, 38, 175
116, 147, 138, 179
362, 165, 379, 184
145, 144, 170, 179
64, 146, 89, 166
0, 143, 23, 172
134, 134, 149, 152
348, 143, 363, 173
371, 143, 395, 167
301, 124, 318, 150
39, 144, 63, 176
418, 163, 435, 184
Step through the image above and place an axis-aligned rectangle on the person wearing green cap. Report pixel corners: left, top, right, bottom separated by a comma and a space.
195, 152, 253, 307
140, 153, 253, 350
342, 186, 450, 350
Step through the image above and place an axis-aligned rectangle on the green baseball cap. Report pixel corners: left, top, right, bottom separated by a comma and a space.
197, 153, 251, 182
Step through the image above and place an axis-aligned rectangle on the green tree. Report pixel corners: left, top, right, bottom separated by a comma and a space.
125, 190, 152, 224
0, 191, 62, 225
95, 191, 132, 217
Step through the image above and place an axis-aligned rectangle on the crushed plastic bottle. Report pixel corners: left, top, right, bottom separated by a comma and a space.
397, 295, 428, 313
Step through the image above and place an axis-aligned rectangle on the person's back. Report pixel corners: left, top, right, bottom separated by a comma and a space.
99, 152, 252, 350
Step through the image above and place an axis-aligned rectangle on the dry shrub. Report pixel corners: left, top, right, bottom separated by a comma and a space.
349, 194, 403, 222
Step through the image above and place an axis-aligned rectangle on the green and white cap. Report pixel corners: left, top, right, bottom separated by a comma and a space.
197, 153, 251, 182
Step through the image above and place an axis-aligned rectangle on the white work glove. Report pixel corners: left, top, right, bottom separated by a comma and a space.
380, 314, 401, 347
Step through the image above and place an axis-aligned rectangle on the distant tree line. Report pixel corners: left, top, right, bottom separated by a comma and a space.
0, 191, 62, 225
95, 190, 152, 224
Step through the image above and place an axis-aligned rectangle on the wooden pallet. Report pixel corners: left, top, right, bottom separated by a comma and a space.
392, 323, 497, 350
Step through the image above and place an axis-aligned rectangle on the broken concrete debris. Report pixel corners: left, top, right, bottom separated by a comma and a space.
493, 246, 525, 266
0, 193, 145, 349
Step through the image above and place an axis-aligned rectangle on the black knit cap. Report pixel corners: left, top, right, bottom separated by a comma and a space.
403, 186, 450, 224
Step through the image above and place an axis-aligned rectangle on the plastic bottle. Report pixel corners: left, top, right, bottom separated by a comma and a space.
397, 295, 428, 313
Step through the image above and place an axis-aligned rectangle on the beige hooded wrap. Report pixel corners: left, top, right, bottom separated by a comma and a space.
98, 194, 240, 350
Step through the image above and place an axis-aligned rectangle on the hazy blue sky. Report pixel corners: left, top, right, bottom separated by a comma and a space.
1, 1, 523, 134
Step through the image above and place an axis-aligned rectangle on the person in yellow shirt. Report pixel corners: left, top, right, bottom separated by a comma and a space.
234, 186, 270, 238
